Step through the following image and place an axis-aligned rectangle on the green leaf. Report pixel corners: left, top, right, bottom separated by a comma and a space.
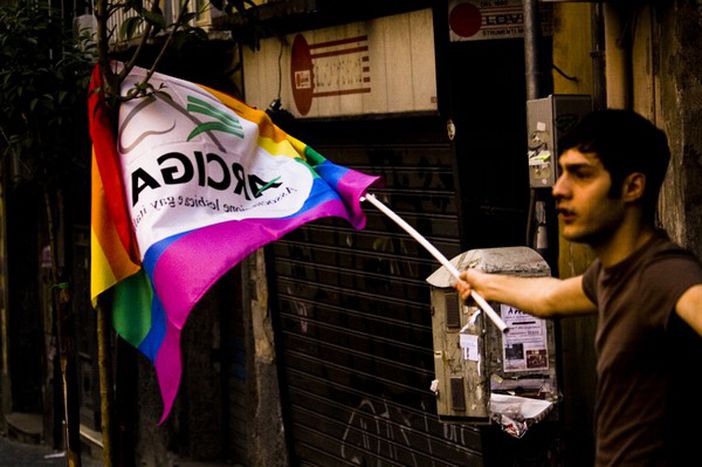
181, 12, 197, 24
192, 27, 208, 42
120, 16, 143, 41
143, 10, 166, 29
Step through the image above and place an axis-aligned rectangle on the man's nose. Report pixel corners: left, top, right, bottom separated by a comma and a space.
552, 174, 568, 199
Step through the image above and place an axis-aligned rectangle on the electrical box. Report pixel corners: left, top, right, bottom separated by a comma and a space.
527, 94, 592, 188
426, 247, 558, 433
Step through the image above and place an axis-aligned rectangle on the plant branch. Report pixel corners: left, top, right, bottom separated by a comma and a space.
117, 0, 159, 84
95, 0, 118, 102
140, 0, 192, 88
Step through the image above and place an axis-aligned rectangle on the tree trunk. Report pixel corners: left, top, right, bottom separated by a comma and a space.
44, 188, 81, 467
97, 302, 114, 467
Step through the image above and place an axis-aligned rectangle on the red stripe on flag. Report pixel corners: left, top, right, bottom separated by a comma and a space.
88, 65, 140, 263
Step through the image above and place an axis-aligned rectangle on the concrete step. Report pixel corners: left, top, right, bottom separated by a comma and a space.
5, 412, 42, 445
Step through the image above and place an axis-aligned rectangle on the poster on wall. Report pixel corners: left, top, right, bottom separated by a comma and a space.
500, 304, 549, 372
449, 0, 552, 42
243, 9, 438, 118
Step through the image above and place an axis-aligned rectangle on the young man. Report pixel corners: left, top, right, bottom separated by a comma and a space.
454, 109, 702, 466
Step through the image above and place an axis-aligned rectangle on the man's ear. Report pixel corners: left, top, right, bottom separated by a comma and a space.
622, 172, 646, 202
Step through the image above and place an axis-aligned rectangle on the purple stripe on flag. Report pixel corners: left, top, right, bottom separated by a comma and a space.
150, 170, 378, 328
333, 167, 381, 229
151, 197, 351, 328
146, 169, 378, 421
153, 320, 182, 424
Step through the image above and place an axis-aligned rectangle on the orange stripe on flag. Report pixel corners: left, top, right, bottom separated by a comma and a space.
91, 151, 140, 304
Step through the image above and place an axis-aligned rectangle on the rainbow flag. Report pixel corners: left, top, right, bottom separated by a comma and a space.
89, 64, 379, 422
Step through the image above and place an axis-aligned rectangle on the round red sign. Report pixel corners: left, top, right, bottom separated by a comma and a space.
449, 2, 482, 38
290, 34, 314, 116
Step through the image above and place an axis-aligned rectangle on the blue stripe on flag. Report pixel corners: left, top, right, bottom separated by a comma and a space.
137, 293, 167, 361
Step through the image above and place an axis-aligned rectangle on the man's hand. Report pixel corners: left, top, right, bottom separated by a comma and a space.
453, 269, 488, 304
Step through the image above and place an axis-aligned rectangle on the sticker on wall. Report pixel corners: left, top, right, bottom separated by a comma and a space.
500, 304, 549, 372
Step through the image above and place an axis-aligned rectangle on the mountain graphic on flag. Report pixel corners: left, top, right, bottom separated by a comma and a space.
89, 64, 379, 423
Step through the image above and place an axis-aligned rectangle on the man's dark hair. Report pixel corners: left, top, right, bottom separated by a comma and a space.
558, 109, 671, 223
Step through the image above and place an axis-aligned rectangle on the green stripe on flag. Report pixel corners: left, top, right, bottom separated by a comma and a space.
111, 270, 153, 347
303, 146, 326, 166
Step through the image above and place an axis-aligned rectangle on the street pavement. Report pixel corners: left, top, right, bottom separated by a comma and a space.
0, 435, 101, 467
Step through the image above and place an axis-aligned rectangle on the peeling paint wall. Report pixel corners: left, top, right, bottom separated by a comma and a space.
653, 2, 702, 256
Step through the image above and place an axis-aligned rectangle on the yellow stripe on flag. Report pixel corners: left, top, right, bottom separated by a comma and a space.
90, 151, 140, 306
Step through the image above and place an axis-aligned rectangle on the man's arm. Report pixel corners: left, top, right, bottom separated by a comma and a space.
454, 270, 597, 318
675, 284, 702, 337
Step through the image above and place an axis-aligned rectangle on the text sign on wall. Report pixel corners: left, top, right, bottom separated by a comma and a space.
290, 34, 372, 115
244, 9, 438, 118
449, 0, 552, 42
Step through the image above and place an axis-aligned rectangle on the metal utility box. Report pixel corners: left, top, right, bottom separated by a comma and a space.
426, 247, 558, 428
527, 94, 593, 188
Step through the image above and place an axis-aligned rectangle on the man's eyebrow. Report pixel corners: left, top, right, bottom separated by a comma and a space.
558, 161, 595, 171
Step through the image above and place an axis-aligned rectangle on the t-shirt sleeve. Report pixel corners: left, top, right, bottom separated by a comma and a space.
581, 260, 601, 305
643, 254, 702, 327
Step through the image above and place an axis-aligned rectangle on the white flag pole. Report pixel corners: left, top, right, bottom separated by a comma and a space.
361, 193, 509, 333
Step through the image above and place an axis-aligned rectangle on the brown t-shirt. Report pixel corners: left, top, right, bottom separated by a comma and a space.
582, 232, 702, 466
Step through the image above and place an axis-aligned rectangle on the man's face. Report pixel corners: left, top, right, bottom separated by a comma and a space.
552, 149, 625, 245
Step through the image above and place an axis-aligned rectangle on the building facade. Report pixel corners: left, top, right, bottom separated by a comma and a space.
2, 1, 702, 466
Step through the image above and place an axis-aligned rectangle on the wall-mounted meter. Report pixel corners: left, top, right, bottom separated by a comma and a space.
426, 247, 558, 435
527, 95, 593, 188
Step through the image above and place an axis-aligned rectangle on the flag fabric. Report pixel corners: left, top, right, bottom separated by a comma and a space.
89, 64, 379, 422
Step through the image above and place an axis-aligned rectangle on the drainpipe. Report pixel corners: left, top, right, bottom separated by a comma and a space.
591, 3, 607, 110
604, 3, 632, 109
523, 0, 550, 263
523, 0, 543, 101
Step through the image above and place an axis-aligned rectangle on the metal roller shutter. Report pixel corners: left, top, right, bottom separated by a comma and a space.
269, 117, 484, 466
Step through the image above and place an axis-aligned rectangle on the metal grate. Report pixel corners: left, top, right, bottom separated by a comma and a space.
268, 117, 484, 466
450, 377, 466, 412
445, 294, 461, 329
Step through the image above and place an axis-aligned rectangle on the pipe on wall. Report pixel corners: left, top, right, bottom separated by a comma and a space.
523, 0, 544, 100
604, 3, 633, 109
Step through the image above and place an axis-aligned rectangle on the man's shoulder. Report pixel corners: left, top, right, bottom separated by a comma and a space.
643, 232, 701, 267
640, 234, 702, 299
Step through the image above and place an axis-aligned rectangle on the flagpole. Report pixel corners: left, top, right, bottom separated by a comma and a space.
361, 193, 509, 333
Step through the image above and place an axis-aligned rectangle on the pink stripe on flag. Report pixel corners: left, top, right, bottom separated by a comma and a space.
152, 198, 353, 328
334, 169, 380, 230
154, 321, 182, 424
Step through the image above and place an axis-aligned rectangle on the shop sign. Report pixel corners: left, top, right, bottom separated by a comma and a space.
244, 9, 438, 118
449, 0, 552, 42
